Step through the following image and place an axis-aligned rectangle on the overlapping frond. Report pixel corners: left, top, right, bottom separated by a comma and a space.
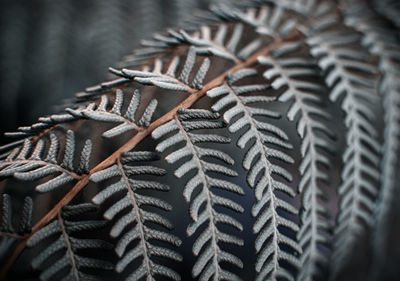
372, 0, 400, 29
66, 89, 157, 138
27, 203, 113, 281
307, 20, 381, 275
119, 1, 299, 73
339, 0, 400, 272
259, 42, 334, 280
152, 109, 245, 281
207, 69, 301, 281
119, 4, 257, 70
0, 130, 92, 192
90, 151, 182, 281
212, 2, 297, 40
257, 0, 317, 15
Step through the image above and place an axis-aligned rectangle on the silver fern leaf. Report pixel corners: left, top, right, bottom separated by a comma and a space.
207, 69, 301, 281
90, 151, 182, 281
0, 130, 92, 192
179, 23, 248, 63
112, 47, 211, 93
259, 41, 334, 280
339, 0, 400, 276
307, 16, 381, 276
152, 108, 245, 281
67, 89, 157, 138
27, 203, 113, 281
0, 194, 32, 235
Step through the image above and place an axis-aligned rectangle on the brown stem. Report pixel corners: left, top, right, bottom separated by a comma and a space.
0, 31, 301, 279
0, 232, 26, 240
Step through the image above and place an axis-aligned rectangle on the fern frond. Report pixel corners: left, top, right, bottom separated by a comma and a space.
0, 130, 91, 192
66, 89, 157, 138
78, 77, 130, 101
119, 2, 297, 73
339, 0, 400, 274
179, 23, 246, 63
0, 194, 32, 235
371, 0, 400, 29
4, 122, 54, 139
27, 203, 113, 281
0, 194, 32, 267
112, 47, 211, 93
152, 108, 245, 281
259, 41, 334, 280
207, 69, 301, 281
38, 112, 80, 126
256, 0, 318, 16
210, 2, 298, 44
307, 22, 381, 275
2, 104, 87, 140
90, 151, 182, 281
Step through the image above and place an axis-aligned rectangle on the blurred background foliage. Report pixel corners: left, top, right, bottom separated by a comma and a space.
0, 0, 234, 144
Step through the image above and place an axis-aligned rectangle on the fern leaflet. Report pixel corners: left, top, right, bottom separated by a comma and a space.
111, 47, 211, 93
307, 24, 381, 275
259, 42, 334, 280
339, 0, 400, 273
90, 151, 182, 281
212, 3, 297, 41
179, 23, 245, 63
152, 109, 245, 281
0, 130, 92, 192
67, 89, 157, 138
0, 194, 32, 236
27, 203, 113, 281
207, 69, 301, 281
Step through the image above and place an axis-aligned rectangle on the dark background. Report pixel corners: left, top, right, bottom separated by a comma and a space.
0, 0, 233, 144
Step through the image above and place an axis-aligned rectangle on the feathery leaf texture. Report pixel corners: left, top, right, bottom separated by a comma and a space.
212, 3, 297, 40
0, 194, 32, 235
67, 89, 158, 138
207, 69, 301, 281
27, 203, 113, 281
259, 41, 334, 280
90, 151, 182, 281
0, 194, 33, 264
178, 23, 245, 63
118, 3, 297, 81
258, 0, 318, 15
306, 16, 381, 275
339, 0, 400, 273
112, 47, 211, 93
0, 1, 400, 280
0, 130, 92, 192
153, 109, 245, 281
